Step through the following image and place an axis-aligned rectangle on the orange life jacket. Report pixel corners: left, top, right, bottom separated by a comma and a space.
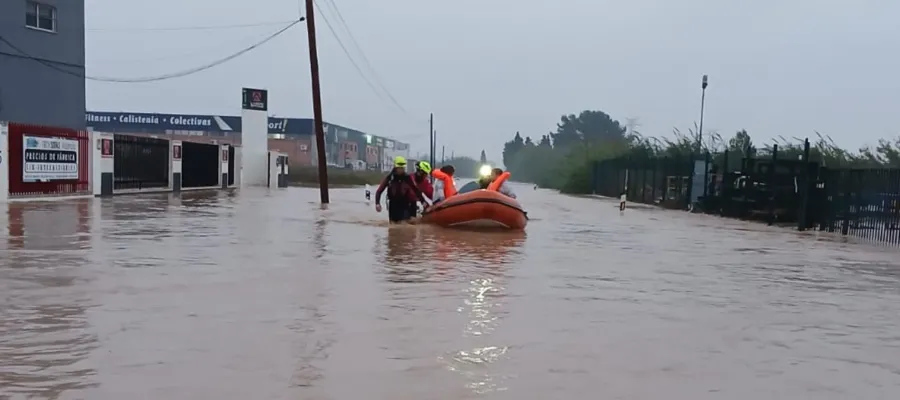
432, 169, 457, 199
487, 171, 511, 192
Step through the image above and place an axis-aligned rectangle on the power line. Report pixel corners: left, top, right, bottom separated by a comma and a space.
0, 20, 300, 83
319, 0, 407, 114
91, 30, 284, 64
87, 20, 298, 32
311, 2, 390, 104
312, 0, 415, 119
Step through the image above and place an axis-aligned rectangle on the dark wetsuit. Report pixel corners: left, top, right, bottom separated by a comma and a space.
375, 172, 427, 223
409, 174, 434, 217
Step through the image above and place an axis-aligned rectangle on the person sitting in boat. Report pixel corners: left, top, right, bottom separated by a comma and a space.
374, 156, 430, 223
486, 168, 516, 199
431, 165, 457, 204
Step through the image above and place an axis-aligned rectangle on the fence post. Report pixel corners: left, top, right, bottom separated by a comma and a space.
703, 151, 711, 199
797, 138, 811, 231
651, 158, 658, 205
640, 161, 646, 203
624, 157, 630, 199
685, 155, 694, 210
767, 144, 778, 225
840, 170, 852, 235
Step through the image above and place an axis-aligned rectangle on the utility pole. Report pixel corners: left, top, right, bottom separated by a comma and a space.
429, 113, 435, 183
441, 146, 445, 165
306, 0, 329, 204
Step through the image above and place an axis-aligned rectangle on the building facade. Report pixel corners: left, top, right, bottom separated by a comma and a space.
84, 111, 409, 169
0, 0, 86, 129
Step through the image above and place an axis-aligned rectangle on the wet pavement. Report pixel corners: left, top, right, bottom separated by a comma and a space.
1, 184, 900, 399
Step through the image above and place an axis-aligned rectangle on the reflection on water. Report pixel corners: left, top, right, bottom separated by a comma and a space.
1, 186, 900, 399
384, 225, 526, 266
0, 200, 99, 399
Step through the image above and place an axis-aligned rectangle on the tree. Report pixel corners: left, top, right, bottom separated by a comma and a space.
727, 129, 753, 155
502, 132, 525, 168
497, 108, 900, 194
551, 110, 627, 149
479, 150, 487, 164
538, 135, 552, 147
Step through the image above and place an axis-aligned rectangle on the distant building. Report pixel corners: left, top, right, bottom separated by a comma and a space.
84, 111, 410, 168
0, 1, 86, 128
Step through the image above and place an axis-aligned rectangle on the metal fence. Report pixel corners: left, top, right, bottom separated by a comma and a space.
692, 139, 900, 247
811, 167, 900, 245
113, 134, 170, 190
591, 156, 694, 209
590, 141, 900, 247
7, 123, 91, 197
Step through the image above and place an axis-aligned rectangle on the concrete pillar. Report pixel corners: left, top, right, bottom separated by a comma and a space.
233, 146, 243, 187
241, 87, 268, 186
220, 144, 229, 189
0, 122, 8, 203
91, 131, 114, 197
171, 140, 182, 193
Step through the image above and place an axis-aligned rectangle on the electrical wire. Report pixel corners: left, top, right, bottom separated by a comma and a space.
312, 0, 416, 120
311, 2, 392, 104
87, 20, 299, 32
91, 29, 285, 64
0, 20, 300, 83
319, 0, 408, 115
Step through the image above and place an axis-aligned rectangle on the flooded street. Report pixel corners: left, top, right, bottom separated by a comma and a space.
2, 184, 900, 399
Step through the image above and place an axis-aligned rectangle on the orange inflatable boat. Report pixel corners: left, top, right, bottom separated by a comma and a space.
421, 189, 528, 230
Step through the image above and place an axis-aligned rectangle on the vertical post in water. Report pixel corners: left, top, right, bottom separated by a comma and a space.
429, 113, 435, 183
306, 0, 329, 203
767, 144, 778, 225
797, 138, 811, 231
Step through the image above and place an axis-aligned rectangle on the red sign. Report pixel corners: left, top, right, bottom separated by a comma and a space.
101, 138, 113, 157
173, 144, 182, 160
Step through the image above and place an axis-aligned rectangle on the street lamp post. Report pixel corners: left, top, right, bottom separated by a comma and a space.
697, 74, 708, 154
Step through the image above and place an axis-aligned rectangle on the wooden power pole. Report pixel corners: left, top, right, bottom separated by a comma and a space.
305, 0, 329, 204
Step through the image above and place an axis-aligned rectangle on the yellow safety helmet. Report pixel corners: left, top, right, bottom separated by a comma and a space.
393, 156, 407, 167
415, 161, 432, 174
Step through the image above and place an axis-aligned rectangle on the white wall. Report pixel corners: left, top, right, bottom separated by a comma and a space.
90, 131, 114, 196
241, 108, 268, 186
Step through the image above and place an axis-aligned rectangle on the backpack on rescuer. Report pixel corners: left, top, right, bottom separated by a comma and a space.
386, 172, 414, 201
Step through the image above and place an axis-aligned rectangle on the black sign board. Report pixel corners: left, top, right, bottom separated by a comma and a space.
242, 88, 268, 111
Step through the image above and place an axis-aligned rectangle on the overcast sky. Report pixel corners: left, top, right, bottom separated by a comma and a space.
85, 0, 900, 162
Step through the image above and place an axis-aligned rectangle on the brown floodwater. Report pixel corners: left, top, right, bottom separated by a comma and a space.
1, 184, 899, 399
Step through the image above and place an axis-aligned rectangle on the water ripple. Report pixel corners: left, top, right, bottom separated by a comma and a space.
0, 187, 899, 399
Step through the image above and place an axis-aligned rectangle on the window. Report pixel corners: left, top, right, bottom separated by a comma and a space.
26, 1, 56, 32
